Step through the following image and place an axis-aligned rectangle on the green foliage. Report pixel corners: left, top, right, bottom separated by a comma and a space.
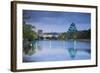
23, 23, 38, 41
58, 33, 67, 40
58, 23, 78, 40
23, 23, 38, 55
77, 29, 91, 39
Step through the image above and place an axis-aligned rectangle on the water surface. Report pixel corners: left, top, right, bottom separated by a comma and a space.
23, 40, 91, 62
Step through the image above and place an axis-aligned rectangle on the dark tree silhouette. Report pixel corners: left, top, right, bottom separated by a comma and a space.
67, 23, 78, 39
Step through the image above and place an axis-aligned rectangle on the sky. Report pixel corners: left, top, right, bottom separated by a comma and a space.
23, 10, 91, 33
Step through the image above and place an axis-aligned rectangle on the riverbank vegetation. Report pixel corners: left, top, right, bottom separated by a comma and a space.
23, 22, 38, 55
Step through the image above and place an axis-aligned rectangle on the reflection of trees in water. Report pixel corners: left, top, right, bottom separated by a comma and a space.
67, 40, 77, 59
68, 48, 77, 59
76, 49, 91, 54
23, 40, 36, 55
23, 40, 42, 55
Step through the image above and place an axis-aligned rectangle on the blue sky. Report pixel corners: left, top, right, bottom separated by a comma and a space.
23, 10, 91, 33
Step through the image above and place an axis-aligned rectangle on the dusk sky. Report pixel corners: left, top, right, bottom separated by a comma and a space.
23, 10, 91, 33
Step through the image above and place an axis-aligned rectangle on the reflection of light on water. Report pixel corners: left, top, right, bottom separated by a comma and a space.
63, 41, 65, 49
50, 40, 51, 49
35, 41, 38, 52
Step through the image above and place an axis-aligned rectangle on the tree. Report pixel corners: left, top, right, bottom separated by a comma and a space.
23, 23, 38, 55
23, 23, 37, 41
67, 23, 78, 39
58, 33, 67, 40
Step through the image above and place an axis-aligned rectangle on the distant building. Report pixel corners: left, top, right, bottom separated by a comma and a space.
37, 30, 61, 39
43, 32, 60, 39
38, 30, 43, 37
